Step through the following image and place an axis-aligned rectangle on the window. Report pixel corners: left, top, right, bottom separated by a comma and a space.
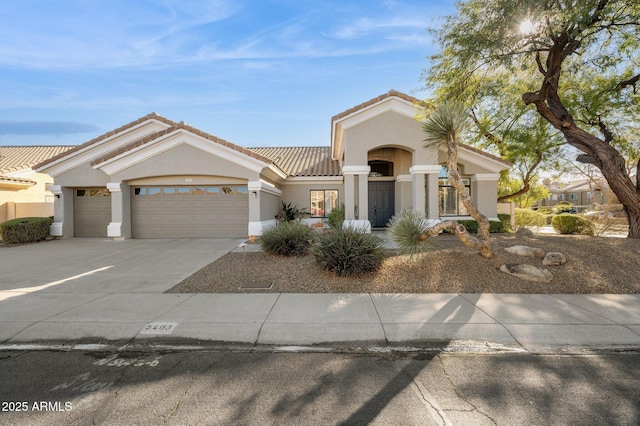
438, 167, 470, 216
149, 187, 161, 196
368, 160, 393, 177
163, 187, 176, 195
560, 194, 566, 201
177, 187, 190, 195
134, 187, 146, 196
586, 192, 592, 200
570, 193, 577, 200
310, 190, 338, 218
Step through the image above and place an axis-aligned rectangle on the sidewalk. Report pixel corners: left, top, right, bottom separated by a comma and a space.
1, 237, 639, 354
2, 290, 639, 354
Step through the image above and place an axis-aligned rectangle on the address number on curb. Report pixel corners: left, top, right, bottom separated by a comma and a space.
140, 322, 178, 335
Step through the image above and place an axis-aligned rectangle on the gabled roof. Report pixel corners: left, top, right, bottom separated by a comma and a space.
36, 113, 276, 172
250, 146, 341, 177
0, 145, 75, 174
331, 89, 422, 122
90, 122, 274, 167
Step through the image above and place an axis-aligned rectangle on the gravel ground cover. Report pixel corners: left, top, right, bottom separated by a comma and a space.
167, 233, 640, 294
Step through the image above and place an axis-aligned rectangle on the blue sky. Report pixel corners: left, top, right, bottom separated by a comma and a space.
0, 0, 456, 148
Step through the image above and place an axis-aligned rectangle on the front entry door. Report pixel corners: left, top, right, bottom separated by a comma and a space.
368, 181, 395, 228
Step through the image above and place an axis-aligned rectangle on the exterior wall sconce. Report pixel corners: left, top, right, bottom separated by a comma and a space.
252, 191, 257, 198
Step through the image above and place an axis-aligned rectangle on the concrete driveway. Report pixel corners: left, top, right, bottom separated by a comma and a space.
0, 238, 244, 293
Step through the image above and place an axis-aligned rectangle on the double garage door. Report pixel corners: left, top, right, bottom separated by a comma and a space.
131, 185, 248, 238
73, 185, 248, 238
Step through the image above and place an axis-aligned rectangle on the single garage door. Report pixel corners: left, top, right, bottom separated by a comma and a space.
132, 185, 249, 238
74, 187, 111, 237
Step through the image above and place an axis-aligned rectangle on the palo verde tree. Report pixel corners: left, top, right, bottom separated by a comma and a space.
427, 0, 640, 237
389, 101, 493, 258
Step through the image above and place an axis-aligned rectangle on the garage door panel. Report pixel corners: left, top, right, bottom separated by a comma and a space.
132, 185, 248, 238
74, 188, 111, 237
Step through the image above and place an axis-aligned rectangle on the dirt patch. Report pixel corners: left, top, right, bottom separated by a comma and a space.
166, 233, 640, 294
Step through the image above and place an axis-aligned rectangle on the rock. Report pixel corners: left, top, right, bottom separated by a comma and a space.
543, 252, 567, 266
515, 227, 534, 238
500, 263, 553, 283
505, 245, 545, 258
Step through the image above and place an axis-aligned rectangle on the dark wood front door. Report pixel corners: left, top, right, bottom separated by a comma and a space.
368, 181, 395, 228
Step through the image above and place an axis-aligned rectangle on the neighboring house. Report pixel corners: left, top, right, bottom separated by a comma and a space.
535, 178, 617, 212
0, 145, 75, 224
36, 90, 510, 239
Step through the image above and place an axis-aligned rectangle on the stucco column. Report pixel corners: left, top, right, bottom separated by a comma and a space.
357, 169, 369, 221
343, 169, 356, 220
248, 181, 282, 236
342, 165, 371, 232
107, 182, 131, 239
471, 173, 501, 219
49, 185, 73, 238
410, 165, 441, 219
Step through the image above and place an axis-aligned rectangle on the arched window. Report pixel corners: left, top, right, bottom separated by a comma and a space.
438, 166, 470, 216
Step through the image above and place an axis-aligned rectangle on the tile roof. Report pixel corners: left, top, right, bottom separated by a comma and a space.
249, 146, 342, 177
331, 89, 425, 122
35, 113, 176, 170
0, 145, 75, 174
37, 113, 276, 170
0, 175, 36, 185
90, 122, 274, 167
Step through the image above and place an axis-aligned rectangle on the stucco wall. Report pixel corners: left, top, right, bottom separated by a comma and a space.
280, 181, 344, 218
258, 190, 281, 222
472, 179, 499, 218
111, 143, 260, 183
0, 171, 56, 223
54, 163, 111, 187
344, 111, 437, 166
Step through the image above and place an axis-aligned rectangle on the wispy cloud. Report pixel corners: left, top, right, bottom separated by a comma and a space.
0, 121, 100, 135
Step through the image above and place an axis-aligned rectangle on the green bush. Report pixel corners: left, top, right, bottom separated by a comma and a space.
261, 221, 314, 256
314, 228, 385, 276
327, 203, 345, 229
554, 201, 574, 214
497, 214, 512, 232
515, 208, 546, 228
551, 213, 595, 236
1, 217, 53, 244
456, 219, 509, 233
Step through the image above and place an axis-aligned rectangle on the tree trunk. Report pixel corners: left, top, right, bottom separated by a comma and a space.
445, 134, 492, 257
415, 220, 492, 258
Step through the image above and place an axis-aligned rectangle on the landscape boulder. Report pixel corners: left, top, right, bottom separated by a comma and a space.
543, 252, 567, 266
505, 245, 545, 258
500, 263, 553, 283
515, 227, 535, 239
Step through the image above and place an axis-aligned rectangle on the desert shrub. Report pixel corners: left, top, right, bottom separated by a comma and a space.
515, 208, 547, 228
261, 221, 313, 256
1, 217, 53, 244
327, 203, 345, 229
551, 214, 595, 236
456, 219, 509, 233
497, 214, 512, 232
314, 227, 384, 276
554, 201, 574, 214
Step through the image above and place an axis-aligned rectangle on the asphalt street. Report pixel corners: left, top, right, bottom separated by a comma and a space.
1, 349, 639, 425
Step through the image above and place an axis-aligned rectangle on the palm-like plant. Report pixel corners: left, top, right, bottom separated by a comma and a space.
389, 101, 493, 258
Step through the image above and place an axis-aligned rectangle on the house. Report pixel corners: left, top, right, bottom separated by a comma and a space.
0, 145, 75, 223
35, 90, 510, 239
535, 178, 618, 212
